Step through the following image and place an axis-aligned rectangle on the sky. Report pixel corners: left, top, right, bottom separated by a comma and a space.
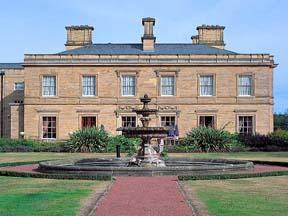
0, 0, 287, 113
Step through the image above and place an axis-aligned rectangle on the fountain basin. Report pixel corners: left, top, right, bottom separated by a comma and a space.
38, 158, 254, 176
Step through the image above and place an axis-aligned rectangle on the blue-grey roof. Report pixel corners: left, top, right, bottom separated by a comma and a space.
58, 43, 237, 55
0, 63, 23, 69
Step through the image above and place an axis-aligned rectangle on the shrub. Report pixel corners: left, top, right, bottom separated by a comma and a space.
66, 127, 109, 152
0, 138, 66, 152
167, 144, 199, 153
182, 127, 232, 152
160, 147, 169, 159
107, 135, 141, 156
237, 132, 288, 151
271, 130, 288, 141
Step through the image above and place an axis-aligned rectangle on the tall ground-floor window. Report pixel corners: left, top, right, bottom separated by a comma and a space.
42, 116, 56, 139
82, 116, 97, 128
122, 116, 136, 127
161, 116, 176, 127
199, 116, 215, 128
238, 116, 254, 135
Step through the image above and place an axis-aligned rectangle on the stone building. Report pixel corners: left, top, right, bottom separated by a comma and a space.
0, 17, 276, 140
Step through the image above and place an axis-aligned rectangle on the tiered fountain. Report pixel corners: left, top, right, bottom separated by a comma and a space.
117, 94, 168, 167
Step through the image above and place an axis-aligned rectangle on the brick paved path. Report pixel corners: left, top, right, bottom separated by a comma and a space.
94, 176, 194, 216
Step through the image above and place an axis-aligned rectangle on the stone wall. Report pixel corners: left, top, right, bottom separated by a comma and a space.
23, 65, 273, 140
0, 68, 24, 138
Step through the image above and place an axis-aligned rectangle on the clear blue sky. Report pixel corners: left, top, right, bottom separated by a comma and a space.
0, 0, 287, 113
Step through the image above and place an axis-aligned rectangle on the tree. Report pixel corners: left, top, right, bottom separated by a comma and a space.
274, 111, 288, 131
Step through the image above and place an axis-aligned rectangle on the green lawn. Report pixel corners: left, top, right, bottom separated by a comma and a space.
0, 152, 115, 164
0, 176, 108, 216
185, 176, 288, 216
170, 152, 288, 162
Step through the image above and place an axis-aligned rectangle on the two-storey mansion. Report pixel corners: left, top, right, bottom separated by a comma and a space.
0, 18, 276, 140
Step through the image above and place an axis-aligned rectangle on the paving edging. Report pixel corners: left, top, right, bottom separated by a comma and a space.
177, 180, 198, 216
86, 179, 115, 216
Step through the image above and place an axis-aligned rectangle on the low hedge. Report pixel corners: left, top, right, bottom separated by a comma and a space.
178, 170, 288, 181
0, 160, 112, 180
0, 169, 112, 181
250, 160, 288, 167
0, 138, 66, 152
0, 160, 48, 167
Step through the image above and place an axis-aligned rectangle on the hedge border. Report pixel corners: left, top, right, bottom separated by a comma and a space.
0, 161, 112, 181
251, 160, 288, 167
0, 170, 112, 181
0, 160, 48, 168
178, 170, 288, 181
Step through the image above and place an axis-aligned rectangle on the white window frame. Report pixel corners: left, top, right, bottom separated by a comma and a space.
82, 75, 96, 97
160, 76, 175, 96
14, 82, 24, 91
42, 75, 57, 97
238, 75, 253, 97
199, 75, 214, 96
121, 75, 136, 96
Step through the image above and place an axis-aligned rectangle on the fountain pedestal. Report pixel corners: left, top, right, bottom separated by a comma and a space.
137, 144, 166, 167
117, 94, 169, 167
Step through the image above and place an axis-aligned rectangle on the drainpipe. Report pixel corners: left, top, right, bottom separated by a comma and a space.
0, 70, 5, 138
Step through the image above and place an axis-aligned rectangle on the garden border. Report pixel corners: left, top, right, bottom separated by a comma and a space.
0, 169, 112, 181
178, 170, 288, 181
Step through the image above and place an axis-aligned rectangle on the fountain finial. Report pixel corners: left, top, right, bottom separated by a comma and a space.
140, 94, 151, 110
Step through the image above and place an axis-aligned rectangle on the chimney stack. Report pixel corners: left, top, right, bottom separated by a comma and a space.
141, 17, 156, 51
192, 25, 225, 49
65, 25, 94, 50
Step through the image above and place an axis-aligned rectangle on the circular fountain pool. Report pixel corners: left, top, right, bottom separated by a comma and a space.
39, 157, 254, 176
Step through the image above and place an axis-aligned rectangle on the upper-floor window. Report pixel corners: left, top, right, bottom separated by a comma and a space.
161, 76, 175, 96
238, 75, 253, 96
42, 75, 56, 96
121, 75, 136, 96
199, 75, 214, 96
14, 82, 24, 91
82, 76, 96, 96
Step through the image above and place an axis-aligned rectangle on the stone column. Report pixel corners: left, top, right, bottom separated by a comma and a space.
9, 103, 24, 139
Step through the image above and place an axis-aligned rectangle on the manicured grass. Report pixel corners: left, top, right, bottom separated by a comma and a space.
170, 152, 288, 162
185, 176, 288, 216
0, 152, 115, 164
0, 176, 108, 216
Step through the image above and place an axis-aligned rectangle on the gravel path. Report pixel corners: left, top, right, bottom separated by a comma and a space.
94, 176, 194, 216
